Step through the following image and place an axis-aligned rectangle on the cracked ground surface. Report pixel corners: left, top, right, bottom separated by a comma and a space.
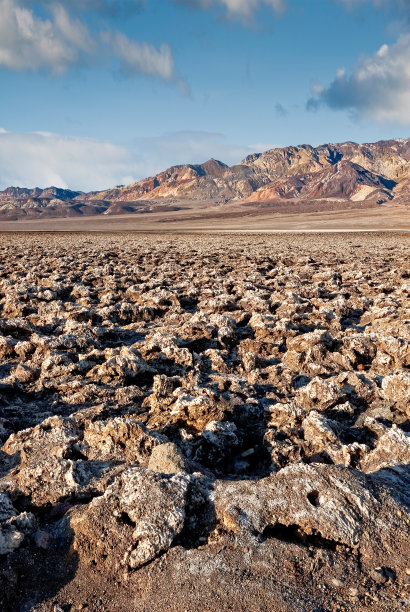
0, 231, 409, 611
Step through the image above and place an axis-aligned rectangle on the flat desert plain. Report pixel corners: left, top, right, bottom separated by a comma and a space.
0, 231, 409, 612
0, 199, 410, 232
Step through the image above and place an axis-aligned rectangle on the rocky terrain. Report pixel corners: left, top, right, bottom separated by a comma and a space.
0, 231, 409, 611
1, 138, 409, 221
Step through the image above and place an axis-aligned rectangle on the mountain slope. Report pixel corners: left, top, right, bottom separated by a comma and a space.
0, 138, 409, 220
88, 137, 410, 204
245, 160, 397, 203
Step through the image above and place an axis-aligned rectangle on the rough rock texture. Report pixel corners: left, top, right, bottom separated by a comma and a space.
213, 464, 409, 575
0, 231, 409, 611
70, 467, 190, 573
148, 442, 188, 474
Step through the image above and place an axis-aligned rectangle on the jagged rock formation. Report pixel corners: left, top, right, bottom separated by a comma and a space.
1, 138, 410, 220
90, 138, 410, 204
0, 232, 409, 610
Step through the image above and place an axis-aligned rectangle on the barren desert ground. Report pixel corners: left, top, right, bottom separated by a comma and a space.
1, 200, 410, 232
0, 231, 409, 612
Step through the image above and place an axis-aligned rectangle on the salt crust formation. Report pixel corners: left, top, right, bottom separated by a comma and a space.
0, 232, 409, 610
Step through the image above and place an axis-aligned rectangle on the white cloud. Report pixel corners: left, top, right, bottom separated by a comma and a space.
0, 129, 269, 192
51, 4, 95, 53
0, 0, 176, 81
0, 0, 93, 74
307, 33, 410, 125
103, 31, 174, 79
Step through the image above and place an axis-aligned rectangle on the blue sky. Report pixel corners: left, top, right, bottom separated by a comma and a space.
0, 0, 409, 190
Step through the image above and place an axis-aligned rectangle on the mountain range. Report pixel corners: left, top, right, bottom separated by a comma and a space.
1, 138, 409, 221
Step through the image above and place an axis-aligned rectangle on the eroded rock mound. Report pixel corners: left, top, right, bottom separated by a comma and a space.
70, 467, 191, 573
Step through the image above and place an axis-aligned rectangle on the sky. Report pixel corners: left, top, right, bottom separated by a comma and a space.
0, 0, 409, 191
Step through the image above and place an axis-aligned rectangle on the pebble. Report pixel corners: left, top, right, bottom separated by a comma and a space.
370, 568, 388, 584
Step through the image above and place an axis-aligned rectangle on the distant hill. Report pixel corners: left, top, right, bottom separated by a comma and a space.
1, 138, 409, 220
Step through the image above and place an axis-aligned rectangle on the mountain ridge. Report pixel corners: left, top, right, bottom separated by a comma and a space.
1, 137, 409, 220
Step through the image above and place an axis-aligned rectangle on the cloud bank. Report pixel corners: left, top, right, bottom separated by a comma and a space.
0, 129, 137, 191
0, 0, 175, 80
307, 33, 410, 125
0, 129, 273, 192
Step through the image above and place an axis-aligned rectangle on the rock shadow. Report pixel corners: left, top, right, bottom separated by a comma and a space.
1, 503, 78, 612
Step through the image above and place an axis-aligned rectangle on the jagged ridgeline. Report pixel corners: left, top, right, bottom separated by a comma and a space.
1, 138, 409, 220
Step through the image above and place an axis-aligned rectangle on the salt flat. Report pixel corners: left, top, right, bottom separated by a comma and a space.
0, 231, 408, 611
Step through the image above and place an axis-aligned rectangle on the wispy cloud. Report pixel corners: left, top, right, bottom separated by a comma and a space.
307, 33, 410, 125
102, 31, 174, 80
179, 0, 410, 20
175, 0, 285, 19
0, 0, 176, 81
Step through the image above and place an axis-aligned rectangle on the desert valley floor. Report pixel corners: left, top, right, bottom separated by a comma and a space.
0, 231, 409, 611
1, 198, 410, 232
